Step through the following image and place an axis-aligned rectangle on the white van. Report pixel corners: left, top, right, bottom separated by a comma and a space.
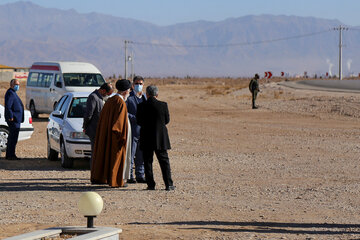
26, 61, 106, 117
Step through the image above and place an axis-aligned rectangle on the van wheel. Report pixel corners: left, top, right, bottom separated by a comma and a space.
29, 101, 39, 118
0, 127, 9, 152
60, 139, 73, 168
53, 101, 58, 110
47, 133, 58, 161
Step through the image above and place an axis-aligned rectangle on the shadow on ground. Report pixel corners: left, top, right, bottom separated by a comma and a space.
0, 157, 90, 170
129, 221, 360, 235
0, 158, 138, 192
32, 116, 49, 122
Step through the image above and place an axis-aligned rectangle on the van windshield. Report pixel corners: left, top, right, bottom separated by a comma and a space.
63, 73, 105, 87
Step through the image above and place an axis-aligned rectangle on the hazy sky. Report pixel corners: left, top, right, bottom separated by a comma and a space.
0, 0, 359, 26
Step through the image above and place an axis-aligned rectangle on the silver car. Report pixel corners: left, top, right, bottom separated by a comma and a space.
47, 92, 91, 168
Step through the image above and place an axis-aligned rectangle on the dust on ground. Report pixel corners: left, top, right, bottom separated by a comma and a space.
1, 78, 360, 239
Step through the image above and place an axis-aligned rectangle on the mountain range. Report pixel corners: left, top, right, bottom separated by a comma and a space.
0, 1, 359, 77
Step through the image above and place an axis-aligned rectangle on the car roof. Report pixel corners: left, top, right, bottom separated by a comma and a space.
64, 92, 92, 98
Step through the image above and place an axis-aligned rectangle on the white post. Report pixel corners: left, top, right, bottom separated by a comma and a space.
131, 51, 134, 80
339, 25, 343, 80
124, 40, 128, 80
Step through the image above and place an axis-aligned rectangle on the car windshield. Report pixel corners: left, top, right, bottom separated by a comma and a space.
68, 97, 88, 118
63, 73, 105, 87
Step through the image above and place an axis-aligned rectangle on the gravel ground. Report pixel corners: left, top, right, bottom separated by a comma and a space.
0, 80, 360, 239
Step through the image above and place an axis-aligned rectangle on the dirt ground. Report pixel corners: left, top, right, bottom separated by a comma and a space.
0, 78, 360, 239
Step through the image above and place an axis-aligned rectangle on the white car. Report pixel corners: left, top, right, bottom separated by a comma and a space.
47, 92, 91, 168
0, 105, 34, 152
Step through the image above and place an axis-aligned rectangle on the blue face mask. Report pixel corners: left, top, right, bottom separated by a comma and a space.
14, 85, 19, 92
134, 84, 143, 93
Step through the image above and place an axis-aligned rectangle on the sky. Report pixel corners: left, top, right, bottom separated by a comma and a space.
0, 0, 359, 26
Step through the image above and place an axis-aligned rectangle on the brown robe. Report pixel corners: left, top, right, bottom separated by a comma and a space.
91, 95, 129, 187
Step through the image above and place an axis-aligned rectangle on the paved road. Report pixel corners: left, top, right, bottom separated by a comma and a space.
279, 79, 360, 93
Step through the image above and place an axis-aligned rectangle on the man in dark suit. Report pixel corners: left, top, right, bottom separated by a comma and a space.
5, 79, 24, 160
126, 76, 146, 183
83, 82, 113, 166
137, 85, 175, 191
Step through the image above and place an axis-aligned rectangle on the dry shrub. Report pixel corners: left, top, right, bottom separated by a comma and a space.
274, 90, 283, 99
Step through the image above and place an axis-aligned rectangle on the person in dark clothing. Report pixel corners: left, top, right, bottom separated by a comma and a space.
126, 76, 146, 183
249, 73, 260, 109
5, 79, 24, 160
83, 82, 113, 166
136, 85, 175, 191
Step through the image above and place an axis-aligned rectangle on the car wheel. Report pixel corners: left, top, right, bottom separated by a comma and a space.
60, 139, 73, 168
53, 101, 57, 110
0, 127, 9, 152
47, 134, 58, 161
29, 101, 39, 118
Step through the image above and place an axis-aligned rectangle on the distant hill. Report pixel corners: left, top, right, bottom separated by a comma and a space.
0, 1, 359, 77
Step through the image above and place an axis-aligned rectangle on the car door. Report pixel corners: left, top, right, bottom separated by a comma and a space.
48, 95, 70, 151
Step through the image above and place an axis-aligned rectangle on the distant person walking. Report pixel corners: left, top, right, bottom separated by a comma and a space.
126, 76, 146, 184
91, 79, 132, 187
249, 73, 260, 109
83, 82, 113, 166
4, 79, 24, 160
137, 85, 175, 191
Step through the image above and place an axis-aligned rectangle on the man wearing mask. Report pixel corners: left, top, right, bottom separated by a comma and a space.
83, 82, 113, 167
5, 79, 24, 160
126, 76, 146, 183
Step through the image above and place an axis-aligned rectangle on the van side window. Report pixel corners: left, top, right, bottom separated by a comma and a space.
27, 72, 39, 86
43, 74, 53, 87
55, 74, 62, 88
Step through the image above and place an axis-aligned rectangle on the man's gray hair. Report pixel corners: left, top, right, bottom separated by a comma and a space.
146, 85, 159, 97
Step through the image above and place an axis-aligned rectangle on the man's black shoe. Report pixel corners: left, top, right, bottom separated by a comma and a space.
127, 178, 137, 184
136, 178, 147, 183
252, 106, 258, 109
165, 186, 176, 191
146, 186, 155, 190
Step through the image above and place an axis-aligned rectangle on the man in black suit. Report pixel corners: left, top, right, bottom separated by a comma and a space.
5, 79, 24, 160
136, 85, 175, 191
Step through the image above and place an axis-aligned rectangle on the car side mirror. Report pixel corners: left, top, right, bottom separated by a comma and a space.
56, 82, 62, 88
52, 110, 63, 118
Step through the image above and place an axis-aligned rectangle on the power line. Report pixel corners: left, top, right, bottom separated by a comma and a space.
130, 29, 333, 48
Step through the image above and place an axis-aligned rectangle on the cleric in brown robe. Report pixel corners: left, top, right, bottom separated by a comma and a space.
91, 79, 132, 187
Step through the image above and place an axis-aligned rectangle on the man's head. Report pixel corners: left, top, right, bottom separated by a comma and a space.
133, 76, 144, 94
10, 79, 20, 91
254, 74, 260, 79
99, 83, 113, 97
146, 85, 159, 98
116, 79, 132, 100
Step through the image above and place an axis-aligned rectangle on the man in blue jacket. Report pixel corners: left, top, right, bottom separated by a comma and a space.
126, 76, 146, 183
5, 79, 24, 160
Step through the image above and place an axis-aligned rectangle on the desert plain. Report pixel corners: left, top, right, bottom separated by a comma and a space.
0, 78, 360, 239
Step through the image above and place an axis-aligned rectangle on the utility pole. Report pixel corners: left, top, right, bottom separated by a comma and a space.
130, 51, 134, 80
124, 40, 128, 80
334, 25, 348, 80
